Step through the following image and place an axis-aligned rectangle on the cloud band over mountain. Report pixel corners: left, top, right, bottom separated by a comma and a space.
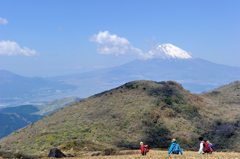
0, 40, 39, 56
90, 31, 192, 60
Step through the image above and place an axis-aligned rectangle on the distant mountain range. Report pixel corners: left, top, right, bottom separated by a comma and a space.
0, 97, 81, 139
1, 44, 240, 107
49, 44, 240, 98
0, 70, 77, 107
50, 57, 240, 97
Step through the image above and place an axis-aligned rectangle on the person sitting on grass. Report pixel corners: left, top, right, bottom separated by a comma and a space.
198, 137, 205, 154
198, 137, 211, 154
140, 142, 147, 155
207, 140, 214, 153
168, 139, 183, 155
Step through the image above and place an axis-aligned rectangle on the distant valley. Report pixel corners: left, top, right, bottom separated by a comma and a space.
0, 97, 81, 139
0, 70, 77, 107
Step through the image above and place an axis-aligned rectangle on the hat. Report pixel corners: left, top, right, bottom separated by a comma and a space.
140, 142, 143, 145
172, 139, 176, 142
207, 141, 212, 144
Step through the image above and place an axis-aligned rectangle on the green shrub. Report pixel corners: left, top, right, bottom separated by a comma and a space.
165, 97, 173, 105
210, 91, 221, 96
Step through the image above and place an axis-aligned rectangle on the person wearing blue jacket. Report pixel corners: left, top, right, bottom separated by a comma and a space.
168, 139, 183, 155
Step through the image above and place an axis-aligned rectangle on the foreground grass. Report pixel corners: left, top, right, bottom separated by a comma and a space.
40, 150, 240, 159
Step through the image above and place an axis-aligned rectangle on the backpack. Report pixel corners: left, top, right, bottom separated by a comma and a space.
203, 141, 211, 153
172, 143, 180, 154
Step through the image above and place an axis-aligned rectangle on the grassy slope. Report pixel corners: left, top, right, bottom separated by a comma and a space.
200, 81, 240, 121
0, 80, 221, 155
200, 81, 240, 149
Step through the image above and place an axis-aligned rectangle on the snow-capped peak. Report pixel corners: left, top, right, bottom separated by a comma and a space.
140, 43, 192, 60
157, 44, 192, 59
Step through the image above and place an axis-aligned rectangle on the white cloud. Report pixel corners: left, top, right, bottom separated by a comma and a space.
0, 40, 39, 56
0, 17, 8, 25
89, 31, 143, 56
89, 31, 192, 60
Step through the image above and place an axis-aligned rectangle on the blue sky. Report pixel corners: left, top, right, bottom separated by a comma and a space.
0, 0, 239, 77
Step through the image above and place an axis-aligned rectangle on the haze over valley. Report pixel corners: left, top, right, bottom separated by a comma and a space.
1, 44, 239, 107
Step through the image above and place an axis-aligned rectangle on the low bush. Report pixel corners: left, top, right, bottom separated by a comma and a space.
2, 153, 15, 159
0, 151, 37, 159
15, 152, 37, 159
165, 97, 173, 105
210, 91, 221, 96
101, 148, 119, 156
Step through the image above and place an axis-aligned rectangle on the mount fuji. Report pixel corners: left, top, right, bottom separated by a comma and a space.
140, 43, 193, 59
50, 44, 240, 97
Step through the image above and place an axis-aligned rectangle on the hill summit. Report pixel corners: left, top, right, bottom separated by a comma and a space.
1, 80, 228, 155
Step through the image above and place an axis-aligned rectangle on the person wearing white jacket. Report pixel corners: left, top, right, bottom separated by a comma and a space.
198, 137, 205, 154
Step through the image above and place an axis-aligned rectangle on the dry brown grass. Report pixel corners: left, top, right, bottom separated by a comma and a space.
40, 150, 240, 159
1, 80, 239, 155
200, 81, 240, 121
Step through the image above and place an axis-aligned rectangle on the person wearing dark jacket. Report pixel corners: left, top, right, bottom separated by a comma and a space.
168, 139, 183, 155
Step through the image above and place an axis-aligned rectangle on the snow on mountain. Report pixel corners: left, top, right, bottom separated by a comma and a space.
141, 43, 193, 59
157, 44, 192, 59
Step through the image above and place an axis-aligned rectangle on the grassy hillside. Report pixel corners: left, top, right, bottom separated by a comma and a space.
200, 81, 240, 149
201, 80, 240, 121
0, 97, 81, 139
0, 80, 227, 155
